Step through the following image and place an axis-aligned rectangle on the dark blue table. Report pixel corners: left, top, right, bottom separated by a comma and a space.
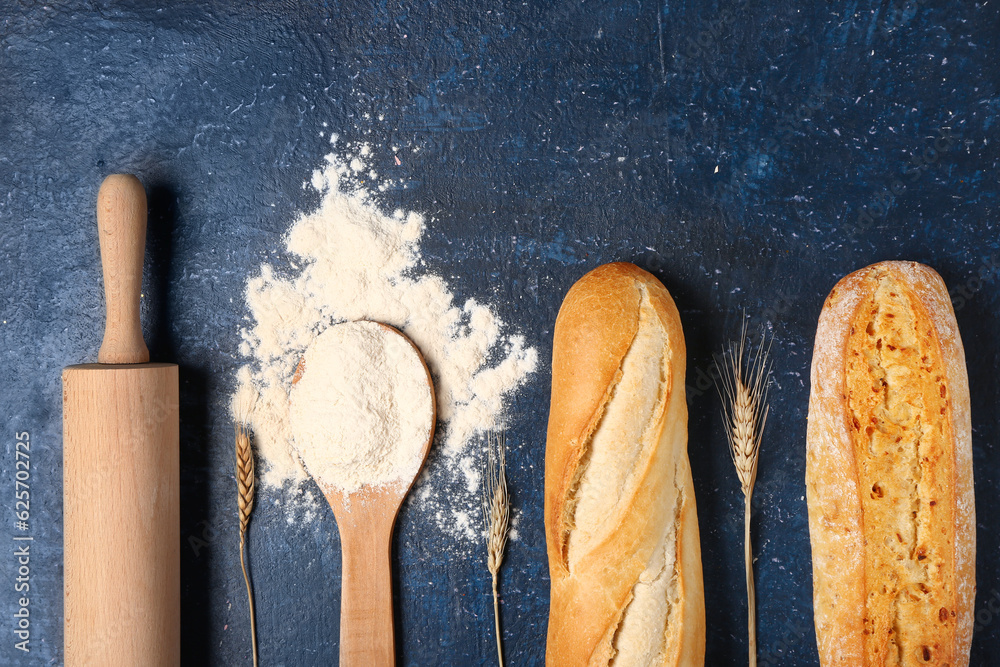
1, 1, 998, 664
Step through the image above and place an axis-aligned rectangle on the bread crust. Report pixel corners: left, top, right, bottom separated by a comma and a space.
545, 262, 705, 666
806, 260, 974, 666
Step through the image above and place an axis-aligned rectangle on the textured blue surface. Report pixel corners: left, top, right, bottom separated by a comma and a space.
1, 1, 999, 665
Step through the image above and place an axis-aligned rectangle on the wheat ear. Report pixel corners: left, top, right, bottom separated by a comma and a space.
718, 320, 772, 667
235, 392, 259, 667
482, 431, 509, 666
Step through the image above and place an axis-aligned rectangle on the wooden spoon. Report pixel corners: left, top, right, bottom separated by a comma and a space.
290, 321, 435, 666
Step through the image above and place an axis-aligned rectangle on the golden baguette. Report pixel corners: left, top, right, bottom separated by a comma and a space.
806, 260, 975, 666
545, 262, 705, 666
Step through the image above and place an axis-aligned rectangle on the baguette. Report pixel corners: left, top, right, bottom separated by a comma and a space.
806, 260, 975, 666
544, 262, 705, 666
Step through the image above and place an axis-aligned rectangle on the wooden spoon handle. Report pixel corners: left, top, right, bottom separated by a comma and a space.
97, 174, 150, 364
339, 522, 395, 666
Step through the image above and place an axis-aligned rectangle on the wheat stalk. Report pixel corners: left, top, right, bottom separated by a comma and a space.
235, 391, 259, 667
717, 319, 772, 667
482, 431, 509, 666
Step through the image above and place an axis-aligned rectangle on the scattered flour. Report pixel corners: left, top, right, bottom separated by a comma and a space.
234, 145, 537, 543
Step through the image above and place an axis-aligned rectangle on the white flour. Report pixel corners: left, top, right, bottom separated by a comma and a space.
288, 321, 433, 495
234, 142, 537, 542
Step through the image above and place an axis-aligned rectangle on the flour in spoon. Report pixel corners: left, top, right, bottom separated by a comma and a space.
288, 321, 433, 495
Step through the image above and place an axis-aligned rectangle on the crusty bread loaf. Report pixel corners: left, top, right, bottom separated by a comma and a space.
806, 260, 975, 666
544, 262, 705, 666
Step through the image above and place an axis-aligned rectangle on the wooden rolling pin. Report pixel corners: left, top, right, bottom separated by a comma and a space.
62, 174, 180, 665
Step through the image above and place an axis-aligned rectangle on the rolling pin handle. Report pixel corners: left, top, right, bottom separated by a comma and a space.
96, 174, 150, 364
